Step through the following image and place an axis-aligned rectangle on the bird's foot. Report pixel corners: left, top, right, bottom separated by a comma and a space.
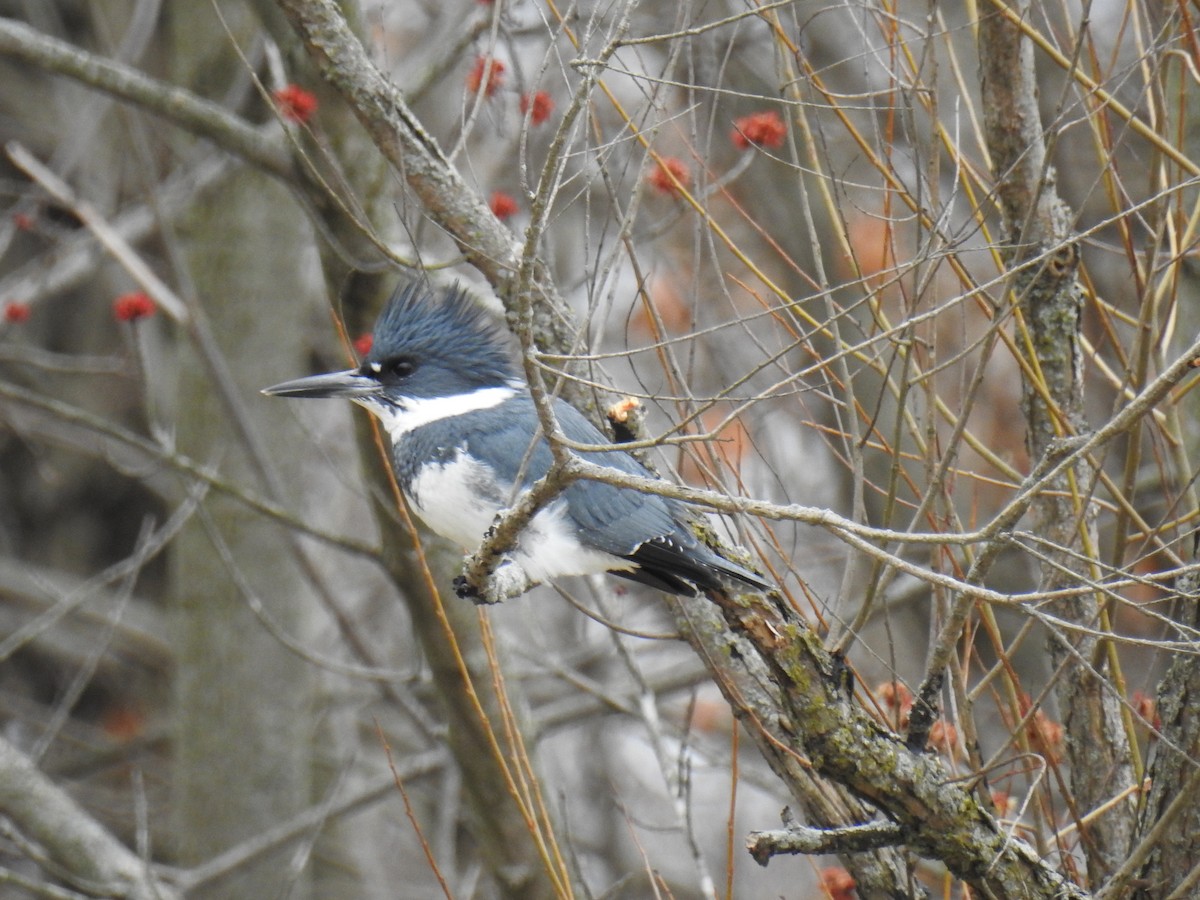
455, 558, 535, 605
452, 575, 481, 602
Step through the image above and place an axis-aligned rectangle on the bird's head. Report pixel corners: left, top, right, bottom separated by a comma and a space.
262, 281, 521, 414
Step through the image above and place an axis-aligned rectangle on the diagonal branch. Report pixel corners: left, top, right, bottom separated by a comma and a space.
0, 17, 293, 179
0, 735, 176, 899
270, 0, 576, 352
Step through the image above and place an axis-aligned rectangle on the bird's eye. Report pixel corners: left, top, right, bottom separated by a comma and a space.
383, 356, 416, 380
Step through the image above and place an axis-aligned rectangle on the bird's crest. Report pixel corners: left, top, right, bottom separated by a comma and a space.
369, 281, 519, 386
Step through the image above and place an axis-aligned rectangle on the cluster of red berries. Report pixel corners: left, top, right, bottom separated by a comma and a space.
466, 56, 555, 127
645, 110, 787, 197
730, 110, 786, 150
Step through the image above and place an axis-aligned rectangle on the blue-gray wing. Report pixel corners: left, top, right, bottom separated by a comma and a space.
454, 396, 680, 553
429, 393, 769, 593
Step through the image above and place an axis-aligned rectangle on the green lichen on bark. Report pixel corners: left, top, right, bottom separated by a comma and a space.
978, 0, 1136, 885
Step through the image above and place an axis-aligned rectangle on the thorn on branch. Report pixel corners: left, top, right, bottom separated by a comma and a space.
906, 671, 943, 752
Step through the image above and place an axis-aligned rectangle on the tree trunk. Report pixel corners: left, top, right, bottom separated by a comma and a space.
166, 4, 317, 895
978, 1, 1135, 886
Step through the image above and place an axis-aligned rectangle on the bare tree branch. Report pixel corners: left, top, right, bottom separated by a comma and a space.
0, 735, 176, 900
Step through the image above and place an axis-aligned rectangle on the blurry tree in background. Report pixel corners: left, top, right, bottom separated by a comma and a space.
0, 0, 1199, 897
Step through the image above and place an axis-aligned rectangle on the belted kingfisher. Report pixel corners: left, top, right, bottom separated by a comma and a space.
263, 281, 769, 601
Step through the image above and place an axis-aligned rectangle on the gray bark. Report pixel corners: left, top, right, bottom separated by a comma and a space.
165, 6, 317, 896
978, 0, 1135, 886
0, 734, 176, 899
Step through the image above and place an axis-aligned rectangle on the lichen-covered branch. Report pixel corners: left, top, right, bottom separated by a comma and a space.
1127, 569, 1200, 898
747, 816, 904, 862
978, 0, 1135, 885
697, 584, 1088, 899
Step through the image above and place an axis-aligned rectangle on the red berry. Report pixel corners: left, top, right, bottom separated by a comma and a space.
489, 191, 519, 220
646, 157, 690, 196
519, 90, 554, 125
3, 302, 30, 323
466, 56, 505, 98
273, 84, 318, 123
112, 292, 156, 322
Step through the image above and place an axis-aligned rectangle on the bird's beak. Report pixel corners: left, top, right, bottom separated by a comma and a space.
261, 369, 381, 400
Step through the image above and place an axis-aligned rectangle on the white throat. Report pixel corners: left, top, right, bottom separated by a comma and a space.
357, 384, 518, 442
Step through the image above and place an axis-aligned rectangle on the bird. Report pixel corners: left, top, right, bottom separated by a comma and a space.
262, 280, 770, 603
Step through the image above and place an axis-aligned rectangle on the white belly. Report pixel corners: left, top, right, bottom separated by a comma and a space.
406, 451, 631, 583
